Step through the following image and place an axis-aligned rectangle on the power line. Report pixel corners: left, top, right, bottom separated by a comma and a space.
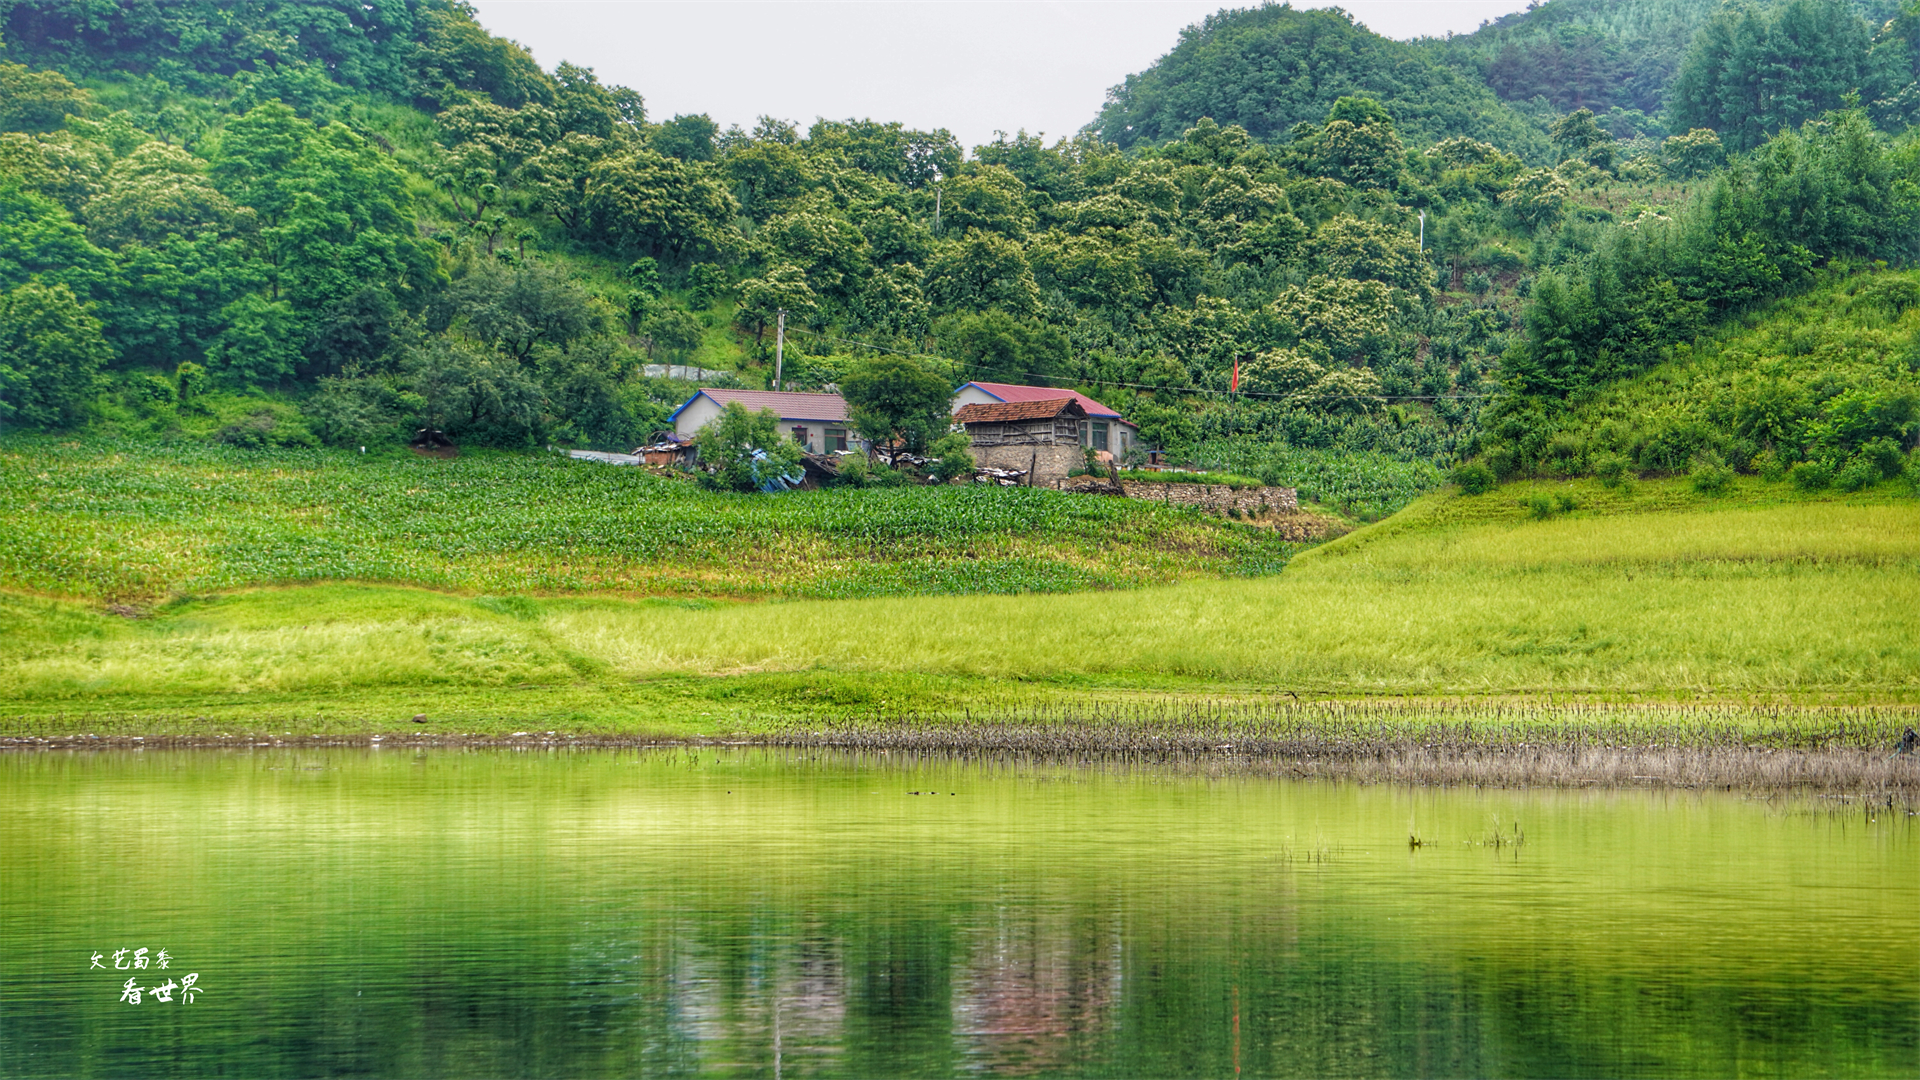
778, 323, 1499, 403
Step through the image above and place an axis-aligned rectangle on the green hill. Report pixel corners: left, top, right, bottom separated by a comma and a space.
1086, 5, 1552, 157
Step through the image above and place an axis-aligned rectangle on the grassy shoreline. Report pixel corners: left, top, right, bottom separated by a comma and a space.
8, 700, 1916, 804
4, 459, 1914, 746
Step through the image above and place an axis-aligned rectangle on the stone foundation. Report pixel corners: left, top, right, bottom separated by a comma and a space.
973, 443, 1084, 486
1060, 477, 1299, 516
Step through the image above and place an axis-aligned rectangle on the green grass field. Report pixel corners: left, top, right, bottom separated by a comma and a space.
3, 472, 1914, 737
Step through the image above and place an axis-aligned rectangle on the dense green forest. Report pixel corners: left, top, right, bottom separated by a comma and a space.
0, 0, 1916, 503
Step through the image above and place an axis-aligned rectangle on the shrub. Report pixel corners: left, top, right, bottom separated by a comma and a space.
1593, 453, 1631, 488
1791, 460, 1833, 492
929, 430, 974, 483
1833, 456, 1880, 493
1690, 456, 1734, 495
213, 410, 318, 450
175, 362, 211, 405
1751, 449, 1787, 482
1451, 461, 1496, 495
833, 453, 870, 487
1553, 491, 1578, 513
1523, 492, 1555, 519
867, 464, 912, 487
1482, 444, 1522, 479
1858, 437, 1904, 480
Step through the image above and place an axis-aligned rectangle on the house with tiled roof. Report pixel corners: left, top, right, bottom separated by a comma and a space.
953, 396, 1090, 485
951, 382, 1139, 459
669, 389, 865, 455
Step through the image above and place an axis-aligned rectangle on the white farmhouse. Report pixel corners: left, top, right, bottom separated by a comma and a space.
668, 389, 865, 455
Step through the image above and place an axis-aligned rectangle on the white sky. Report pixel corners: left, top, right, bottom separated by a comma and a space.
468, 1, 1530, 150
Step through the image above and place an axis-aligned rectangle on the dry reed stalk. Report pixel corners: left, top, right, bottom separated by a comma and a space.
766, 701, 1920, 803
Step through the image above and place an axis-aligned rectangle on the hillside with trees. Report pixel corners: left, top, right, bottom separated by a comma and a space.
0, 0, 1917, 522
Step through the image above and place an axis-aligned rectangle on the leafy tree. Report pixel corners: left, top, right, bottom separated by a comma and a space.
306, 285, 403, 377
720, 139, 815, 221
1, 0, 429, 99
1549, 109, 1611, 158
439, 261, 601, 361
536, 336, 650, 449
1295, 97, 1403, 190
1500, 168, 1570, 229
403, 336, 545, 445
0, 181, 113, 300
924, 230, 1040, 317
1661, 128, 1725, 178
654, 113, 719, 162
1269, 277, 1394, 361
552, 61, 643, 141
105, 235, 264, 370
848, 256, 930, 339
928, 429, 974, 482
936, 310, 1068, 386
212, 104, 436, 316
210, 101, 313, 226
0, 280, 110, 428
625, 257, 662, 298
936, 166, 1034, 239
734, 265, 816, 345
417, 4, 556, 108
583, 150, 739, 261
758, 203, 870, 307
641, 307, 702, 360
1239, 347, 1328, 397
688, 263, 730, 308
521, 131, 610, 230
0, 129, 110, 214
87, 143, 244, 248
839, 355, 953, 463
305, 374, 424, 448
692, 401, 805, 491
206, 294, 303, 388
1306, 215, 1427, 292
0, 61, 90, 132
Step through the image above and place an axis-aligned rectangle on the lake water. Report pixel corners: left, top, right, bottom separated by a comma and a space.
1, 747, 1913, 1078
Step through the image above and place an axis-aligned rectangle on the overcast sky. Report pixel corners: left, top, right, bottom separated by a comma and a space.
468, 1, 1529, 150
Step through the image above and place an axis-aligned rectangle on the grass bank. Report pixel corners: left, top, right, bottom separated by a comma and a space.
3, 479, 1915, 738
0, 436, 1302, 601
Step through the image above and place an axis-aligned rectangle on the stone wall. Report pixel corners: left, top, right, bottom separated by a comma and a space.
1088, 479, 1299, 516
974, 443, 1083, 486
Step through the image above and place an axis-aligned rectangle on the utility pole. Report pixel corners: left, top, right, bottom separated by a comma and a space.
774, 308, 786, 391
933, 187, 941, 232
1418, 210, 1425, 252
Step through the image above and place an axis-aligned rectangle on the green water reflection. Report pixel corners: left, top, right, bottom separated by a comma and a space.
0, 748, 1913, 1078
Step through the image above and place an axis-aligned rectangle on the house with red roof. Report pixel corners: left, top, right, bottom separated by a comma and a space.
951, 382, 1139, 458
669, 389, 865, 456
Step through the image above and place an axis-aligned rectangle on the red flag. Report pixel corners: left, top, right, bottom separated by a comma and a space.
1231, 357, 1239, 393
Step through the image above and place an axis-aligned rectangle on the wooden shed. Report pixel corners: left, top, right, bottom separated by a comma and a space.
954, 397, 1089, 486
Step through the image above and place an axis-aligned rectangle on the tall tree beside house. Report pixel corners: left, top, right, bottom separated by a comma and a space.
839, 355, 954, 465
